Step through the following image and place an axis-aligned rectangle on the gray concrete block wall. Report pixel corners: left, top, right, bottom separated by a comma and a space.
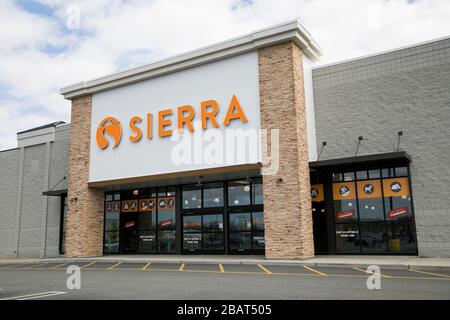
313, 37, 450, 257
45, 125, 69, 257
0, 124, 69, 258
0, 149, 20, 257
18, 144, 46, 257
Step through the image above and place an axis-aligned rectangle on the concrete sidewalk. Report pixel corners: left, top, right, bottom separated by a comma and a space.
1, 255, 450, 270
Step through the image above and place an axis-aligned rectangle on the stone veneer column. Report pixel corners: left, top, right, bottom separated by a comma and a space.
65, 95, 104, 257
259, 41, 314, 259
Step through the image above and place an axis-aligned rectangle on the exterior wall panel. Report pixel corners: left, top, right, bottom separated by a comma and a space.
313, 38, 450, 257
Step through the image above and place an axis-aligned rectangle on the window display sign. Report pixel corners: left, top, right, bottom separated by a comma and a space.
357, 180, 382, 199
124, 221, 135, 228
337, 209, 355, 220
106, 201, 120, 213
158, 196, 176, 211
383, 177, 410, 197
122, 200, 138, 212
332, 182, 356, 200
311, 184, 324, 202
388, 207, 409, 219
139, 198, 156, 212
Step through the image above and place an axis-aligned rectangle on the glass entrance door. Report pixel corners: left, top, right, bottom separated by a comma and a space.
182, 183, 225, 254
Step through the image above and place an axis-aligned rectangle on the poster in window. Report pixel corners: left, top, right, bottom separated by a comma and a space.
158, 196, 176, 211
311, 184, 324, 202
332, 182, 356, 200
383, 177, 410, 197
106, 201, 120, 213
139, 198, 156, 212
122, 200, 138, 212
357, 180, 382, 199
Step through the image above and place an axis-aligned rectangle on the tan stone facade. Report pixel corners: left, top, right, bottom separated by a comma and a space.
64, 41, 314, 259
65, 95, 104, 257
258, 41, 314, 259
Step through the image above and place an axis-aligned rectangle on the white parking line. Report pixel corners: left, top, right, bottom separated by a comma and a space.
0, 291, 67, 300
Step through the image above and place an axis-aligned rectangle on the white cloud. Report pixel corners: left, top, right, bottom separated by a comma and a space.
0, 0, 449, 149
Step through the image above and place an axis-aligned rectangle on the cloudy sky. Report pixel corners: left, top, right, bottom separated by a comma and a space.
0, 0, 449, 150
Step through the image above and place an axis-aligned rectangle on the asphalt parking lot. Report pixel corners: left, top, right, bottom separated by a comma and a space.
0, 261, 449, 300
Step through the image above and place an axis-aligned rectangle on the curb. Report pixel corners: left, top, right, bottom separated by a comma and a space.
1, 257, 449, 270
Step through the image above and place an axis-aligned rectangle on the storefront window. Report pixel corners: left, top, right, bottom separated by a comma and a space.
203, 233, 224, 250
203, 183, 224, 208
357, 180, 384, 221
388, 222, 416, 254
183, 215, 202, 232
333, 182, 358, 222
252, 178, 263, 205
182, 185, 202, 209
252, 212, 264, 231
331, 166, 417, 255
203, 214, 223, 231
230, 232, 252, 250
157, 230, 176, 253
183, 233, 202, 251
359, 223, 387, 254
383, 177, 412, 221
228, 181, 251, 206
335, 224, 360, 254
253, 232, 265, 250
229, 213, 251, 231
343, 172, 355, 181
138, 230, 156, 253
104, 231, 120, 253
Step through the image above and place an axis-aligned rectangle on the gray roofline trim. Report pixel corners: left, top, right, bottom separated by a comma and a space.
17, 121, 66, 135
60, 20, 322, 100
313, 34, 450, 71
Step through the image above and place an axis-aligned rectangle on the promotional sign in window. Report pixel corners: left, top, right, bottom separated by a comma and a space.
332, 182, 356, 200
337, 209, 355, 220
158, 196, 176, 211
383, 177, 410, 197
388, 207, 409, 219
357, 180, 382, 199
311, 184, 324, 202
106, 201, 120, 213
139, 198, 156, 212
122, 200, 138, 212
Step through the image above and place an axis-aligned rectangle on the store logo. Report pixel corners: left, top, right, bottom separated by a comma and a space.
96, 117, 122, 150
311, 188, 319, 198
363, 183, 375, 195
339, 185, 350, 197
390, 181, 402, 193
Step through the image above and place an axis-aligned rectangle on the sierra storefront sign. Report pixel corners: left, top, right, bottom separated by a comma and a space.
96, 95, 248, 150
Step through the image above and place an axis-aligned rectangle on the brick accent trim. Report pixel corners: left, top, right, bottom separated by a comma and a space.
65, 95, 104, 257
259, 41, 314, 259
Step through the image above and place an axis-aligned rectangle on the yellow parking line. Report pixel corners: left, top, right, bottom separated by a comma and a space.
409, 268, 450, 278
108, 262, 121, 270
51, 262, 69, 269
25, 263, 46, 269
219, 264, 225, 273
178, 263, 185, 272
142, 262, 151, 270
303, 265, 327, 276
258, 264, 272, 274
352, 266, 392, 278
80, 261, 96, 269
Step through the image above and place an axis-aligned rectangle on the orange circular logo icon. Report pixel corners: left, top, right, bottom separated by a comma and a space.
96, 117, 122, 150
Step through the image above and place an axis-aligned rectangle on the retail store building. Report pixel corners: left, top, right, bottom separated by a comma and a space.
1, 20, 449, 259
